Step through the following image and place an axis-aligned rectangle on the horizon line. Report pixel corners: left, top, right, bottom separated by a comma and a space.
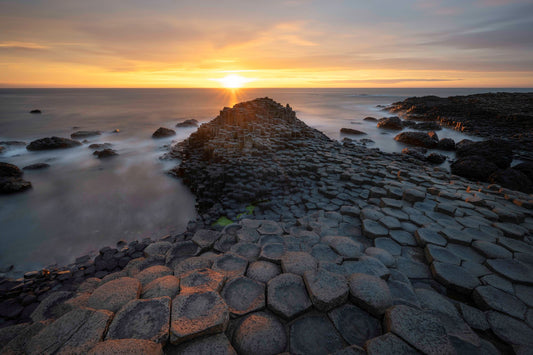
0, 87, 532, 90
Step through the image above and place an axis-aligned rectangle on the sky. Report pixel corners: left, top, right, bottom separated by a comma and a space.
0, 0, 532, 88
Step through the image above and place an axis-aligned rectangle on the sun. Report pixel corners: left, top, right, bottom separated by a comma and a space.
215, 74, 254, 89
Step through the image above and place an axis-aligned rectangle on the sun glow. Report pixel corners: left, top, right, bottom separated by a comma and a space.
215, 74, 254, 89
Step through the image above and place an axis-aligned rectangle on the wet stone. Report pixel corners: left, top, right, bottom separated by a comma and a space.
389, 230, 417, 246
362, 219, 388, 239
425, 244, 461, 265
289, 314, 345, 355
221, 276, 265, 317
142, 275, 180, 299
180, 268, 225, 294
374, 237, 401, 256
472, 241, 512, 259
486, 259, 533, 285
267, 273, 312, 319
166, 334, 236, 355
281, 251, 317, 275
415, 228, 447, 247
246, 260, 281, 283
212, 253, 248, 278
365, 333, 419, 355
384, 305, 455, 355
303, 269, 349, 311
87, 277, 141, 312
106, 296, 170, 344
229, 242, 260, 261
170, 291, 229, 344
259, 243, 286, 264
328, 304, 381, 347
349, 272, 393, 316
473, 285, 527, 319
430, 262, 481, 294
232, 312, 287, 355
486, 311, 533, 346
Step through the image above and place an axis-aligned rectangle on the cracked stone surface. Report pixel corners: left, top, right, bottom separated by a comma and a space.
348, 273, 393, 316
232, 312, 286, 354
220, 276, 265, 316
87, 277, 141, 312
267, 273, 312, 319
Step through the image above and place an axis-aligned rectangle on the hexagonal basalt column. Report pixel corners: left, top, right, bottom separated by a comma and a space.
221, 276, 265, 316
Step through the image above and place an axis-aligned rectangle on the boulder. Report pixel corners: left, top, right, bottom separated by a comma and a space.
88, 143, 112, 150
93, 148, 118, 158
426, 153, 446, 165
437, 138, 455, 150
26, 136, 82, 150
232, 312, 286, 354
394, 131, 439, 148
30, 109, 41, 114
340, 128, 366, 135
71, 131, 101, 139
514, 161, 533, 181
363, 116, 378, 122
23, 163, 50, 170
0, 162, 22, 178
451, 156, 499, 181
87, 277, 141, 312
0, 162, 32, 194
489, 168, 533, 193
152, 127, 176, 138
377, 117, 403, 130
176, 119, 199, 127
455, 139, 512, 169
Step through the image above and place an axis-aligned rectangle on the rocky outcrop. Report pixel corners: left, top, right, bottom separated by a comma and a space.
176, 119, 199, 128
377, 116, 403, 130
23, 163, 50, 170
152, 127, 176, 138
26, 137, 82, 151
394, 131, 439, 148
29, 110, 41, 114
93, 149, 118, 159
340, 128, 366, 135
71, 131, 101, 139
0, 162, 32, 194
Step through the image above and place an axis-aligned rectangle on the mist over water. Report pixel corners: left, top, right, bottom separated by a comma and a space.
0, 88, 529, 275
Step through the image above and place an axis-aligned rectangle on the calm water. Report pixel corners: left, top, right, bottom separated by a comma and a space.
0, 88, 529, 275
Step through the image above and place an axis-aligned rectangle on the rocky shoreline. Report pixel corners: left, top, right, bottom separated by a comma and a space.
1, 97, 533, 354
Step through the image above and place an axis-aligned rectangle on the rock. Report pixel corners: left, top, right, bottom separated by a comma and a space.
23, 163, 50, 170
192, 229, 220, 250
401, 147, 427, 160
394, 131, 439, 148
472, 241, 512, 259
30, 109, 41, 114
26, 307, 113, 355
165, 241, 199, 269
384, 305, 455, 355
365, 333, 419, 355
430, 262, 480, 294
514, 161, 533, 181
93, 148, 118, 158
230, 242, 260, 260
106, 297, 170, 344
341, 128, 366, 135
451, 156, 499, 181
135, 265, 173, 286
486, 311, 533, 346
257, 220, 283, 235
303, 269, 348, 311
456, 302, 490, 331
473, 285, 527, 319
403, 188, 426, 202
364, 116, 378, 121
144, 241, 173, 258
174, 256, 213, 276
328, 304, 381, 347
0, 323, 30, 350
489, 168, 533, 193
30, 291, 73, 322
142, 275, 180, 299
437, 138, 455, 151
365, 247, 395, 267
455, 139, 513, 169
232, 312, 287, 354
281, 251, 317, 275
424, 244, 461, 265
0, 321, 50, 355
0, 162, 32, 194
259, 243, 286, 263
289, 314, 345, 355
426, 153, 446, 165
212, 253, 248, 278
415, 288, 460, 319
166, 334, 235, 355
348, 273, 393, 316
343, 256, 390, 280
176, 119, 199, 128
180, 268, 226, 294
486, 259, 533, 284
267, 273, 312, 319
152, 127, 176, 138
87, 277, 141, 312
71, 130, 101, 139
377, 116, 403, 130
88, 143, 113, 150
362, 219, 388, 239
26, 136, 82, 150
170, 291, 229, 344
246, 260, 281, 283
415, 228, 447, 246
221, 276, 265, 316
88, 339, 163, 355
328, 236, 364, 259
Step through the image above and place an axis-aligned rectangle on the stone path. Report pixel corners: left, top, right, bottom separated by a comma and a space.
1, 98, 533, 354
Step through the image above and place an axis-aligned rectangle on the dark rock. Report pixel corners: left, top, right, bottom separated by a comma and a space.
176, 119, 199, 128
88, 339, 163, 355
152, 127, 176, 138
451, 156, 499, 181
0, 162, 32, 194
30, 109, 41, 114
394, 131, 439, 148
93, 148, 118, 159
426, 153, 446, 165
514, 161, 533, 181
363, 116, 378, 121
365, 333, 419, 355
377, 117, 403, 130
220, 276, 265, 316
437, 138, 455, 150
267, 273, 312, 319
232, 312, 286, 354
71, 130, 101, 139
455, 139, 512, 169
340, 128, 366, 135
88, 143, 113, 150
23, 163, 50, 170
289, 314, 345, 355
489, 168, 533, 193
328, 304, 381, 347
401, 147, 426, 160
26, 136, 82, 151
0, 162, 23, 178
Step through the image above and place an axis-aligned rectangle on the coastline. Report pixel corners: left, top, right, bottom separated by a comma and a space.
1, 95, 532, 353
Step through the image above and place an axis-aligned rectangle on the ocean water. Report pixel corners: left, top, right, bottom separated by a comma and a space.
0, 87, 529, 275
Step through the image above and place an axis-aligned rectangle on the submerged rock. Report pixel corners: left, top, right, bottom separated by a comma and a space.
26, 136, 82, 151
93, 148, 118, 159
176, 119, 199, 128
340, 128, 366, 135
71, 131, 101, 139
23, 163, 50, 170
29, 109, 41, 114
0, 162, 32, 194
394, 131, 439, 148
152, 127, 176, 138
377, 117, 403, 130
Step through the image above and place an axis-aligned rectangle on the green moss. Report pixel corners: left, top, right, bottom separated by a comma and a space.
212, 216, 234, 227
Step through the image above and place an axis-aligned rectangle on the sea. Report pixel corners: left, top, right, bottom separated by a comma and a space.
1, 88, 530, 276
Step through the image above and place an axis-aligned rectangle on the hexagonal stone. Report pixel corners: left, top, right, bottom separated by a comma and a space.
365, 247, 395, 267
165, 241, 199, 269
30, 291, 73, 322
174, 256, 213, 276
388, 280, 420, 308
464, 227, 497, 243
515, 285, 533, 307
409, 213, 433, 227
267, 273, 312, 319
446, 243, 485, 263
343, 256, 390, 280
257, 220, 283, 235
348, 273, 393, 317
180, 268, 225, 294
135, 265, 173, 286
493, 222, 528, 239
106, 296, 170, 344
88, 339, 163, 355
87, 277, 141, 312
144, 241, 173, 258
384, 305, 455, 355
379, 216, 401, 230
374, 237, 401, 256
212, 253, 248, 278
303, 269, 348, 311
424, 244, 461, 265
166, 334, 236, 355
361, 207, 385, 221
26, 308, 113, 355
232, 312, 287, 354
389, 230, 417, 246
439, 228, 472, 245
456, 302, 489, 331
221, 277, 265, 316
229, 242, 260, 260
330, 344, 366, 355
246, 260, 281, 284
289, 314, 345, 355
473, 285, 527, 319
328, 304, 381, 347
415, 228, 447, 246
365, 333, 419, 355
280, 251, 317, 276
328, 236, 363, 260
396, 256, 431, 279
487, 311, 533, 346
481, 274, 514, 294
170, 291, 229, 344
259, 234, 284, 245
415, 288, 460, 319
142, 275, 180, 299
311, 243, 343, 264
362, 219, 388, 239
430, 262, 480, 294
497, 237, 533, 254
486, 259, 533, 284
403, 188, 426, 202
192, 229, 220, 250
472, 241, 512, 259
259, 243, 286, 264
461, 261, 491, 278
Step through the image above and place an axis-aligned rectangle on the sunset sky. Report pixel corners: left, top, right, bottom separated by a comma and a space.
1, 0, 532, 88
